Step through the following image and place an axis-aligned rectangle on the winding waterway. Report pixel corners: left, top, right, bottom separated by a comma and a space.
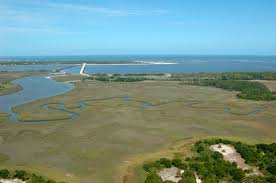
0, 75, 74, 117
0, 75, 266, 123
7, 96, 266, 123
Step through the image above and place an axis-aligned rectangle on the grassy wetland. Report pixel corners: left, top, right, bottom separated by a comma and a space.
0, 73, 276, 183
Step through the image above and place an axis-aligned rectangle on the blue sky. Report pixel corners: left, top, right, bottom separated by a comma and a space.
0, 0, 276, 56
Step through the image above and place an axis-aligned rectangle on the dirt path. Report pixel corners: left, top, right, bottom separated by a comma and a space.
0, 179, 25, 183
210, 144, 262, 176
158, 167, 182, 182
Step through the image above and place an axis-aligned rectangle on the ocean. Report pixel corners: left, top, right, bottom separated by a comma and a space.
0, 55, 276, 74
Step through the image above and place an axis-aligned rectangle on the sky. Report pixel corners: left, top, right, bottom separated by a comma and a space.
0, 0, 276, 56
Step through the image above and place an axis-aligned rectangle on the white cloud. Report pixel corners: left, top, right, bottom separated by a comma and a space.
15, 0, 168, 17
49, 2, 167, 16
0, 0, 167, 33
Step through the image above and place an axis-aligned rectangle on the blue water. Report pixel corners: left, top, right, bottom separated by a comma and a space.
1, 55, 276, 74
1, 62, 276, 74
0, 55, 275, 115
0, 64, 75, 72
0, 75, 74, 113
82, 62, 276, 74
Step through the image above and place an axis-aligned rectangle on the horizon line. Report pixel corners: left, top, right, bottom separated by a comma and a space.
1, 54, 276, 58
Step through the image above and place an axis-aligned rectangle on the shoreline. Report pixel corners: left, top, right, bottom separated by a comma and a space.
0, 83, 22, 96
1, 73, 276, 183
2, 59, 276, 65
86, 63, 177, 66
0, 62, 177, 66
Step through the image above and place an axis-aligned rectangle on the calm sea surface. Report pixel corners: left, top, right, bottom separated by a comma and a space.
0, 55, 276, 74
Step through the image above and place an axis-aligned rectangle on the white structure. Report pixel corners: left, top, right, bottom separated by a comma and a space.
80, 63, 89, 76
0, 179, 26, 183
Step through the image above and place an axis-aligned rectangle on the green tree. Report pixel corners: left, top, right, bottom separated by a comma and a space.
179, 170, 196, 183
267, 161, 276, 175
172, 159, 187, 170
0, 169, 9, 179
144, 172, 162, 183
157, 158, 172, 168
13, 170, 29, 181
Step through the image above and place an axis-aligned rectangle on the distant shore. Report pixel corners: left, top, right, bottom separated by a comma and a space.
86, 62, 177, 66
0, 60, 177, 66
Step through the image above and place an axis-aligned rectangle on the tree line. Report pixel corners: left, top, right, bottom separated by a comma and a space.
172, 72, 276, 81
86, 74, 146, 82
142, 138, 276, 183
0, 169, 64, 183
186, 79, 276, 101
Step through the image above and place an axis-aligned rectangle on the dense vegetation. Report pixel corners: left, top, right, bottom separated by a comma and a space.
142, 139, 276, 183
172, 72, 276, 81
87, 72, 276, 85
87, 74, 146, 82
176, 72, 276, 101
124, 73, 166, 76
186, 80, 276, 101
0, 169, 63, 183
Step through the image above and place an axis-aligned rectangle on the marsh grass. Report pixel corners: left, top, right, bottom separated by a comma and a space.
0, 78, 275, 183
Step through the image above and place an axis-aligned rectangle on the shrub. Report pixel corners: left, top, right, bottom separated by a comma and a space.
0, 169, 9, 179
143, 139, 276, 183
172, 159, 187, 170
179, 169, 196, 183
144, 172, 162, 183
267, 175, 276, 183
267, 161, 276, 175
194, 141, 205, 153
13, 170, 28, 181
143, 162, 162, 172
172, 158, 182, 167
230, 168, 245, 181
0, 169, 60, 183
157, 158, 172, 168
234, 143, 259, 164
188, 79, 276, 101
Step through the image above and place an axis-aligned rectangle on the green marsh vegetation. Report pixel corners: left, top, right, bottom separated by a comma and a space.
87, 72, 276, 100
1, 74, 276, 183
0, 82, 22, 96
